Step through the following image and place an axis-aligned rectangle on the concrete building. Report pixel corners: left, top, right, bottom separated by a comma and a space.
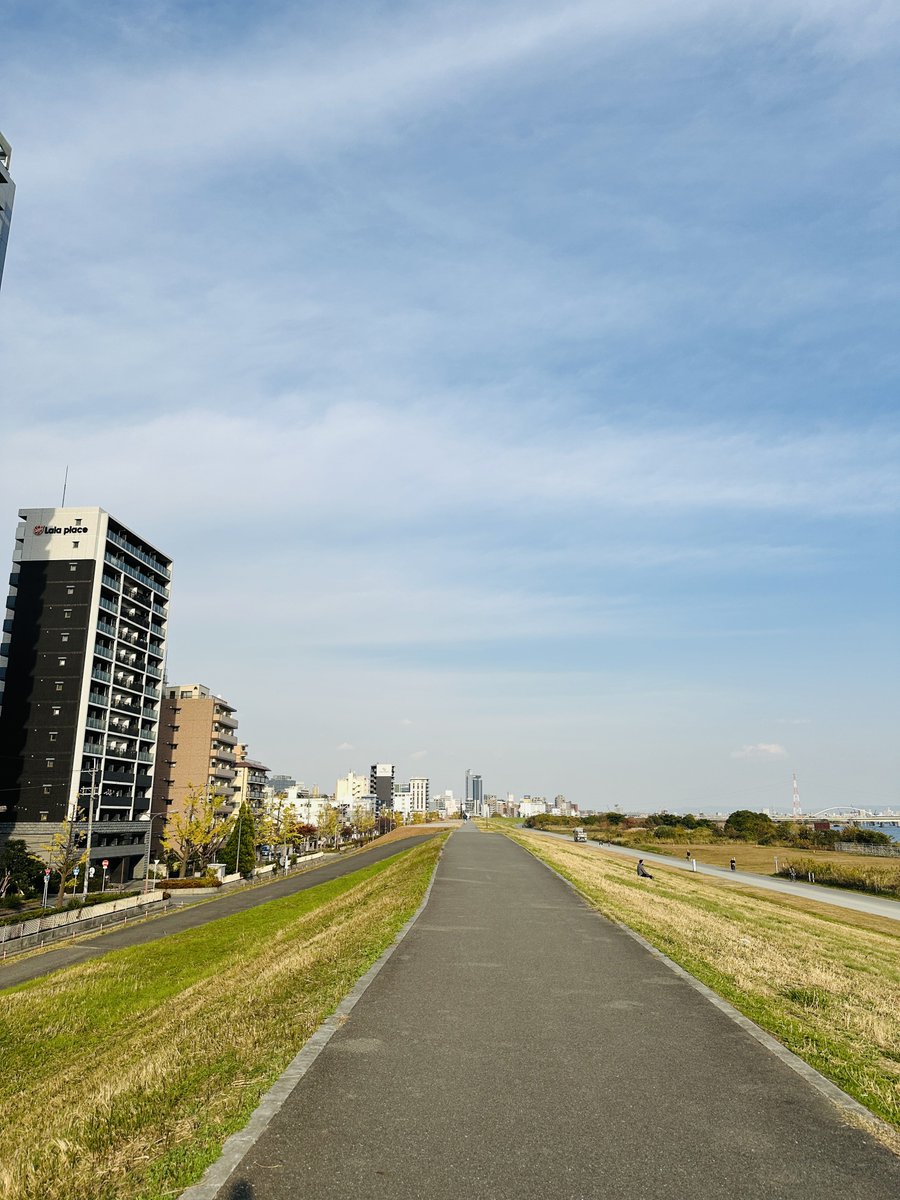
0, 507, 170, 881
152, 684, 238, 821
409, 776, 429, 814
335, 771, 369, 808
369, 763, 395, 816
0, 133, 14, 291
231, 744, 269, 816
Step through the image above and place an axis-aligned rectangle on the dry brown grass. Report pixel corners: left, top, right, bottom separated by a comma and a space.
506, 829, 900, 1132
0, 839, 443, 1200
645, 839, 900, 882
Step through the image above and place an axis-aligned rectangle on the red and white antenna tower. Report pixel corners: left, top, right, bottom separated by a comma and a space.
792, 772, 801, 820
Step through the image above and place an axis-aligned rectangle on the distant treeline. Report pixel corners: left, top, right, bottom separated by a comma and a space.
521, 811, 894, 850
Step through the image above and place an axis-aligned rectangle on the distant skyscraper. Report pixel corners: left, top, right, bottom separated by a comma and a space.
465, 770, 483, 815
369, 763, 395, 816
0, 133, 14, 290
0, 507, 171, 881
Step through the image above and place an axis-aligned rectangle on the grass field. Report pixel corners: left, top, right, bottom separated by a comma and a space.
501, 828, 900, 1140
0, 837, 444, 1200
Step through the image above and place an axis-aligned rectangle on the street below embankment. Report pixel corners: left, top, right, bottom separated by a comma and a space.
196, 823, 899, 1200
0, 832, 440, 990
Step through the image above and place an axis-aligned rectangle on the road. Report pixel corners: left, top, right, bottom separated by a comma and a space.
536, 829, 900, 921
0, 835, 438, 991
199, 824, 899, 1200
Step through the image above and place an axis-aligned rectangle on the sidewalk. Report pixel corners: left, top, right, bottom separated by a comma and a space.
197, 825, 899, 1200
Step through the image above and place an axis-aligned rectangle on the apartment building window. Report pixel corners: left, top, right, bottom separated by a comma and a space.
46, 757, 54, 769
51, 705, 61, 717
55, 681, 64, 692
58, 657, 66, 666
64, 608, 72, 619
48, 731, 58, 742
66, 585, 75, 596
61, 633, 69, 644
43, 786, 51, 797
39, 811, 49, 821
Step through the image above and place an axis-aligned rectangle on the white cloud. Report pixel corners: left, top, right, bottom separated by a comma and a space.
731, 743, 788, 760
410, 750, 429, 760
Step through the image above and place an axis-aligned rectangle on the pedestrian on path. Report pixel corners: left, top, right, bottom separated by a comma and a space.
636, 859, 654, 879
730, 857, 736, 871
686, 850, 691, 860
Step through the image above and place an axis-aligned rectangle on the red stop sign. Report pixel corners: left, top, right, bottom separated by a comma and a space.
102, 859, 109, 868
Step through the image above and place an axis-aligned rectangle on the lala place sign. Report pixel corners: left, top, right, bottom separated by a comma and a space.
33, 524, 89, 536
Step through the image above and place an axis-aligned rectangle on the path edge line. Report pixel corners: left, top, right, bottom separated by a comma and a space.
514, 833, 897, 1146
177, 838, 447, 1200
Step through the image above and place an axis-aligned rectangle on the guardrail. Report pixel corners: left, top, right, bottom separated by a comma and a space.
0, 891, 165, 956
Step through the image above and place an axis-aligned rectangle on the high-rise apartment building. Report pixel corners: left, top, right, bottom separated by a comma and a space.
0, 133, 14, 291
369, 763, 395, 815
152, 684, 238, 819
0, 507, 170, 880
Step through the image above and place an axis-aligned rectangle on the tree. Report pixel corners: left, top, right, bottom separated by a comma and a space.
0, 839, 46, 898
222, 803, 256, 875
316, 804, 339, 849
43, 825, 88, 905
161, 786, 230, 877
724, 810, 777, 842
351, 806, 376, 843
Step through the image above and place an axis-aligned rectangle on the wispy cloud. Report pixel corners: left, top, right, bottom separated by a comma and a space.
731, 743, 788, 760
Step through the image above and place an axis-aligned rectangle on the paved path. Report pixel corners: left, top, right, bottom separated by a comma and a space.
0, 836, 437, 991
538, 829, 900, 921
205, 825, 899, 1200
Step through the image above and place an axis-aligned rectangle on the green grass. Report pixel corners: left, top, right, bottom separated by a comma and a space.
0, 837, 445, 1200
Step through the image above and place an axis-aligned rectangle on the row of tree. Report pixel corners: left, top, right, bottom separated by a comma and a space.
522, 809, 894, 849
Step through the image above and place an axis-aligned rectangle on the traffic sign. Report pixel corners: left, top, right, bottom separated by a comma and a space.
102, 859, 109, 868
44, 867, 51, 876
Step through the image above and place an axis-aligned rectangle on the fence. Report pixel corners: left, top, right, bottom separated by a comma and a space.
835, 841, 900, 858
0, 891, 164, 948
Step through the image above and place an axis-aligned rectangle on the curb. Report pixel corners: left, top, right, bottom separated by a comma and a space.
177, 838, 447, 1200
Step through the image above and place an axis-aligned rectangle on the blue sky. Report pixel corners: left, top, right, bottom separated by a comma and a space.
1, 0, 898, 813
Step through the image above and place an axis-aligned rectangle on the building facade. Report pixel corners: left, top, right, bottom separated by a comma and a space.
152, 684, 238, 820
335, 771, 369, 808
0, 133, 14, 291
369, 763, 395, 816
231, 744, 269, 816
0, 507, 170, 881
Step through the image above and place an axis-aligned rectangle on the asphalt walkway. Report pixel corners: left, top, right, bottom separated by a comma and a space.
0, 836, 437, 990
205, 824, 899, 1200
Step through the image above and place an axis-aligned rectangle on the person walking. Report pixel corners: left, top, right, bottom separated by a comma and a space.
636, 859, 654, 879
730, 857, 736, 871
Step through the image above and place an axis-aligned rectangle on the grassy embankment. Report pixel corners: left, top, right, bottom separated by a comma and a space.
0, 837, 444, 1200
499, 828, 900, 1137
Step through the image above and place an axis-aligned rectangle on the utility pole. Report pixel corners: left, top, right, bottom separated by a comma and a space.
792, 773, 802, 820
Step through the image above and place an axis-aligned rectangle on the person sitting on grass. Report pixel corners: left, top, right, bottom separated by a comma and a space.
636, 859, 654, 879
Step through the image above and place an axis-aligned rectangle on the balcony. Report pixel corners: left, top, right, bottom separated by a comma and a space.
101, 573, 121, 591
94, 643, 113, 661
106, 530, 171, 581
88, 691, 108, 707
86, 716, 106, 731
99, 595, 118, 615
144, 685, 160, 700
83, 740, 105, 756
91, 667, 112, 684
96, 620, 117, 638
151, 602, 167, 619
104, 552, 169, 597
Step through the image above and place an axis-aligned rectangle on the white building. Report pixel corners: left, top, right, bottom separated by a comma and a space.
335, 771, 369, 807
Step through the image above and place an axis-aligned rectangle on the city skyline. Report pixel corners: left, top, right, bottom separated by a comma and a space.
1, 2, 898, 814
